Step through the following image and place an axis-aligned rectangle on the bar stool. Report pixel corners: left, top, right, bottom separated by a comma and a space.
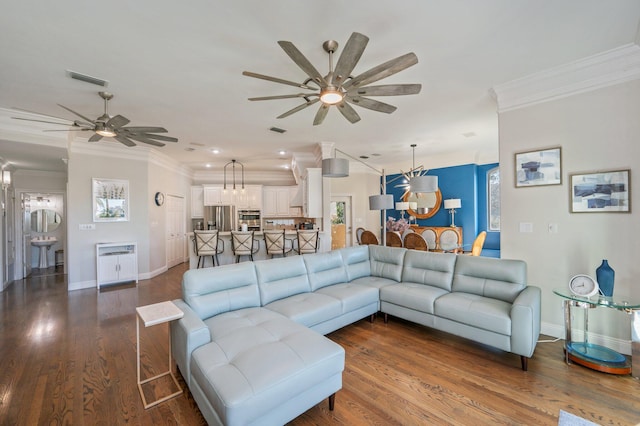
194, 230, 224, 268
231, 231, 259, 262
295, 230, 319, 254
263, 230, 293, 258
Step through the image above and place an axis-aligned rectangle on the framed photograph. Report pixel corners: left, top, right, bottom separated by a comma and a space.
93, 178, 129, 222
570, 169, 631, 213
515, 147, 562, 187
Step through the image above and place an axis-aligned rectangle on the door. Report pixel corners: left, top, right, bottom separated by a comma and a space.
166, 194, 186, 268
330, 196, 352, 249
22, 193, 31, 278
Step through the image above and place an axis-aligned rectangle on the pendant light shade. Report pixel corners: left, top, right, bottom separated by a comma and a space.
322, 157, 349, 177
369, 194, 394, 210
410, 175, 438, 193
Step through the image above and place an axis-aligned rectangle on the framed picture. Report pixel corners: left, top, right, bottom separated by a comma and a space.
570, 169, 631, 213
515, 147, 562, 187
93, 178, 129, 222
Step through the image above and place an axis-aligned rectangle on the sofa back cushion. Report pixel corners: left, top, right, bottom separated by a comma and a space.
339, 245, 370, 281
452, 255, 527, 303
182, 262, 260, 319
255, 255, 311, 305
402, 250, 457, 291
369, 245, 406, 282
303, 251, 349, 291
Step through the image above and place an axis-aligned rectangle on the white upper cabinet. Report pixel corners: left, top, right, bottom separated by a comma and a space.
263, 187, 292, 217
191, 186, 204, 218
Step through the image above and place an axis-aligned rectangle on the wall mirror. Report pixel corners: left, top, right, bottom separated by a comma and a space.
31, 209, 62, 233
403, 189, 442, 219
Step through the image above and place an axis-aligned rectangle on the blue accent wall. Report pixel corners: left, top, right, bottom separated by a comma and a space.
385, 162, 500, 257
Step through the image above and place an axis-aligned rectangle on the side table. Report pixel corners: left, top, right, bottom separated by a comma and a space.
553, 288, 640, 378
136, 301, 184, 409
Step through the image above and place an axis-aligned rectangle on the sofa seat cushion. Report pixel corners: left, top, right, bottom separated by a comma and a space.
350, 276, 398, 289
193, 308, 345, 426
314, 283, 380, 313
434, 292, 512, 335
265, 293, 342, 328
380, 283, 449, 315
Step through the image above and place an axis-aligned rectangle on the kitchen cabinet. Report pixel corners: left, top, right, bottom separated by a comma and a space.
203, 185, 234, 206
191, 186, 204, 218
289, 186, 302, 217
303, 168, 322, 218
263, 187, 291, 217
96, 242, 138, 289
235, 185, 262, 209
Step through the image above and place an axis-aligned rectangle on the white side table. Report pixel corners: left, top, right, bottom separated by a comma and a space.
136, 301, 184, 409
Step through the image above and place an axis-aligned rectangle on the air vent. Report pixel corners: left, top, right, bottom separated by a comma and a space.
359, 155, 369, 159
66, 70, 109, 87
184, 147, 195, 152
269, 127, 287, 134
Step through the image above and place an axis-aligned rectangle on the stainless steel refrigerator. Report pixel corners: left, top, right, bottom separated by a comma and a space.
204, 205, 235, 231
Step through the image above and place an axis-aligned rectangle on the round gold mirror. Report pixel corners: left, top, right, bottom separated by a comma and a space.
403, 190, 442, 219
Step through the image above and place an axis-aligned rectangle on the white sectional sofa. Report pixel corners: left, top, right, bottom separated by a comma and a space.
171, 245, 541, 425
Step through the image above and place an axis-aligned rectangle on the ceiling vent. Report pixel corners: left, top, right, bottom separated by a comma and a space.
269, 127, 287, 134
66, 70, 109, 87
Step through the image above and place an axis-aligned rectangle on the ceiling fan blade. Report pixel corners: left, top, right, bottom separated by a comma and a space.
278, 41, 328, 88
242, 71, 318, 90
114, 135, 136, 147
57, 104, 96, 125
132, 133, 178, 143
336, 102, 361, 124
106, 114, 130, 129
88, 134, 103, 142
248, 93, 319, 101
342, 52, 419, 91
349, 83, 422, 97
313, 104, 330, 126
43, 128, 92, 132
125, 134, 165, 147
121, 126, 167, 133
11, 117, 74, 126
276, 98, 320, 119
347, 96, 397, 114
332, 32, 369, 86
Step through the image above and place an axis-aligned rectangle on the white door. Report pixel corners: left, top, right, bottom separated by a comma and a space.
330, 196, 352, 249
22, 193, 31, 278
166, 194, 186, 268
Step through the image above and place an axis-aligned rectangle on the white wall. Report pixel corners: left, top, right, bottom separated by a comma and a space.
499, 79, 640, 350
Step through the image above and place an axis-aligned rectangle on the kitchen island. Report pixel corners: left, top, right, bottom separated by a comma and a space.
187, 230, 327, 268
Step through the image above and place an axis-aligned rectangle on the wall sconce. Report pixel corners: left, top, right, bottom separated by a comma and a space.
444, 198, 461, 227
223, 159, 244, 194
2, 169, 11, 189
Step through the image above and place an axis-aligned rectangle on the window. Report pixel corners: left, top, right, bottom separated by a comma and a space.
488, 167, 500, 231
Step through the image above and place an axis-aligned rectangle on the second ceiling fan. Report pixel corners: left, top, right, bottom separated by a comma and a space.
243, 32, 421, 125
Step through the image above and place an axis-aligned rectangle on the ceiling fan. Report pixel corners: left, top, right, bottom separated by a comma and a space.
243, 32, 422, 125
12, 91, 178, 147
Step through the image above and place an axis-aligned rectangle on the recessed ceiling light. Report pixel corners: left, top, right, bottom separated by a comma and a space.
212, 149, 220, 154
279, 150, 286, 156
206, 164, 212, 168
282, 165, 290, 169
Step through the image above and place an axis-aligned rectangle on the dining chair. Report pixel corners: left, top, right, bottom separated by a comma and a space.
403, 232, 428, 251
440, 228, 462, 253
194, 230, 224, 268
231, 231, 259, 262
467, 231, 487, 256
295, 230, 319, 254
355, 227, 365, 245
360, 230, 379, 245
385, 231, 403, 248
401, 228, 414, 242
420, 228, 437, 251
263, 230, 292, 258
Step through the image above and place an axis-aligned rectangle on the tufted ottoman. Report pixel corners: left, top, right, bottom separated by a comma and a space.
189, 307, 345, 426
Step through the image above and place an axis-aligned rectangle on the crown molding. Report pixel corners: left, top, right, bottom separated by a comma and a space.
491, 43, 640, 112
192, 169, 296, 186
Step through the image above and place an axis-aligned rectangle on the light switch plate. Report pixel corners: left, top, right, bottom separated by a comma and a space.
519, 222, 533, 233
79, 224, 95, 230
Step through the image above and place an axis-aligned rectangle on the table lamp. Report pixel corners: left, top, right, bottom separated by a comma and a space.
444, 198, 461, 227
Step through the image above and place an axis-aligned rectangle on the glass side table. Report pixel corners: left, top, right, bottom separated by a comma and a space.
553, 288, 640, 378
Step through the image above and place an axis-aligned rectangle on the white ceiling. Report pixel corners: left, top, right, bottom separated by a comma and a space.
1, 1, 639, 174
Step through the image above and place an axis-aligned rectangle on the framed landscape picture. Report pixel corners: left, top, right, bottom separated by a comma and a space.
514, 147, 562, 187
570, 169, 630, 213
93, 178, 130, 222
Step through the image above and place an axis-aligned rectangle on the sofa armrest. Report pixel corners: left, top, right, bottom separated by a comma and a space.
170, 299, 211, 387
509, 286, 541, 358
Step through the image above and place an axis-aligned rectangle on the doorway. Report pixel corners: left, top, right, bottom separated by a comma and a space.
166, 194, 186, 268
330, 196, 352, 249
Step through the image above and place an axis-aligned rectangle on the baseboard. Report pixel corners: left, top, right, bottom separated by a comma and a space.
540, 321, 631, 355
68, 280, 95, 291
139, 266, 168, 280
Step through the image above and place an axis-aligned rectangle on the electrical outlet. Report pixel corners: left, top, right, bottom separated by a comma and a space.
79, 224, 95, 230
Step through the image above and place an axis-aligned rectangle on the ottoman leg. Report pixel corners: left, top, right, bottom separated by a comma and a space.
328, 393, 336, 411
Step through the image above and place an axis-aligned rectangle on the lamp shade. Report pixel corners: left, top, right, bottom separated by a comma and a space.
395, 202, 409, 211
322, 158, 349, 177
409, 202, 418, 210
444, 198, 461, 209
369, 194, 394, 210
410, 175, 438, 193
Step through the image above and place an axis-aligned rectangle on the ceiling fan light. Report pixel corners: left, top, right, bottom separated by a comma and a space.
320, 88, 343, 105
96, 128, 116, 137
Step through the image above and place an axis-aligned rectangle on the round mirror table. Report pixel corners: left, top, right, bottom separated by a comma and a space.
553, 288, 640, 377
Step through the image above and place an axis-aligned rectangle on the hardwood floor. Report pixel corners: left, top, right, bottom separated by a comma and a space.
1, 263, 638, 425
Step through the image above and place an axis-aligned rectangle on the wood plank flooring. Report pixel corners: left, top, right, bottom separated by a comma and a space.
1, 262, 638, 425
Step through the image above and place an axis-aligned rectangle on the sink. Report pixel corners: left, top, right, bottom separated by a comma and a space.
31, 238, 57, 268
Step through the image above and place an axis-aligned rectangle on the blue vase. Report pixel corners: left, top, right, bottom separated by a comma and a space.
596, 259, 615, 297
